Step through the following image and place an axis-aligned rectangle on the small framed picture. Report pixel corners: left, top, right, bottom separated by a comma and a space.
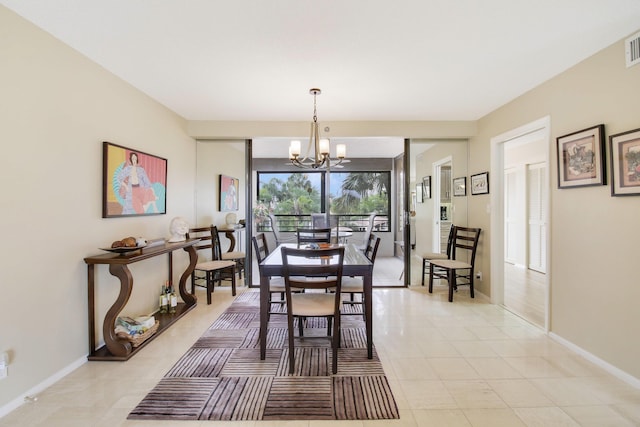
470, 172, 489, 195
556, 124, 606, 189
416, 183, 424, 203
609, 127, 640, 196
219, 175, 239, 211
422, 176, 431, 199
453, 177, 466, 197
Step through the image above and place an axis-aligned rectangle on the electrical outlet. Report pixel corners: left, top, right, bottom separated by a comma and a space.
476, 272, 482, 281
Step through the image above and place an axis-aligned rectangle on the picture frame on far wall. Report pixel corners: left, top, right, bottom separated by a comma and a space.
219, 174, 239, 211
453, 176, 467, 196
556, 124, 606, 189
416, 183, 424, 203
102, 141, 167, 218
422, 176, 431, 199
470, 172, 489, 195
609, 127, 640, 196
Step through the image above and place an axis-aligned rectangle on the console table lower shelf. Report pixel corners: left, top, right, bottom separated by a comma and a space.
88, 303, 195, 361
84, 239, 200, 362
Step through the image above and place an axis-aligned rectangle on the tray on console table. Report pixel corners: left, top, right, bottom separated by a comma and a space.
84, 238, 200, 361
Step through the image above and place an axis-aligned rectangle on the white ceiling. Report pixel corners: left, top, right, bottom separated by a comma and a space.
3, 0, 640, 126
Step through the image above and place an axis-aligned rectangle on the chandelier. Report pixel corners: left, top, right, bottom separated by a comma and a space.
288, 88, 347, 169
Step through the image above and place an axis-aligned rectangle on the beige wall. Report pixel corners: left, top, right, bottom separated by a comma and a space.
0, 7, 196, 410
195, 141, 246, 252
470, 31, 640, 380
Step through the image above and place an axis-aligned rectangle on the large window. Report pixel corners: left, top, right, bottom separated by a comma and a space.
256, 171, 390, 232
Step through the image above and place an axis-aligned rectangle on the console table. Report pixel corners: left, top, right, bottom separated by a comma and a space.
84, 239, 199, 361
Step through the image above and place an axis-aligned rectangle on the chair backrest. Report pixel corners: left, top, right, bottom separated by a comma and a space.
268, 213, 284, 245
211, 225, 224, 260
362, 212, 377, 246
444, 224, 456, 259
186, 225, 216, 261
363, 233, 381, 264
281, 246, 345, 295
296, 227, 332, 244
311, 213, 327, 229
252, 232, 270, 264
450, 226, 481, 265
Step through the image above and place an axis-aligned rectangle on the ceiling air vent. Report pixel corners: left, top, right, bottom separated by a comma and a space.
625, 31, 640, 68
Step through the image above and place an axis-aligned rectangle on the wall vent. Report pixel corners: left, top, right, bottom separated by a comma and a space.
625, 31, 640, 68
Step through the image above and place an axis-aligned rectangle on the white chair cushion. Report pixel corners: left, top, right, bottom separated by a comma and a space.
291, 293, 340, 317
195, 260, 235, 271
429, 259, 471, 269
341, 276, 364, 291
422, 252, 448, 260
221, 251, 245, 260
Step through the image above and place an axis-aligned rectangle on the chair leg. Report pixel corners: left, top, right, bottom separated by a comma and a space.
448, 269, 455, 302
230, 265, 236, 296
287, 313, 296, 374
469, 270, 475, 298
206, 271, 213, 305
428, 263, 435, 293
422, 259, 427, 286
332, 314, 340, 374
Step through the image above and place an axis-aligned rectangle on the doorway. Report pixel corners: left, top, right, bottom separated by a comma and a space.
432, 158, 452, 254
490, 117, 550, 330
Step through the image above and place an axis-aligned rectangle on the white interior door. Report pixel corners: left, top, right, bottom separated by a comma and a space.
504, 168, 518, 264
528, 163, 547, 273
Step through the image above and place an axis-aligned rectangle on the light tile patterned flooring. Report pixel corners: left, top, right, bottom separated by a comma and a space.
3, 263, 640, 426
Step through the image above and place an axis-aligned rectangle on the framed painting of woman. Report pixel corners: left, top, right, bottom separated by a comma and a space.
102, 141, 167, 218
219, 175, 239, 211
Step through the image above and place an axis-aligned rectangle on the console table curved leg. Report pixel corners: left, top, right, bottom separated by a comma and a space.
180, 245, 198, 305
224, 230, 236, 251
104, 264, 134, 358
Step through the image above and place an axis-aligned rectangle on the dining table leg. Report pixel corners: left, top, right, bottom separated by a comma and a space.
364, 268, 373, 359
259, 272, 269, 359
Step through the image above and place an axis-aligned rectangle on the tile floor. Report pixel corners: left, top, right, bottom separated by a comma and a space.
2, 282, 640, 426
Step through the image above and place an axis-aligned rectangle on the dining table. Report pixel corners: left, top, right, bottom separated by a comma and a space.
259, 242, 374, 359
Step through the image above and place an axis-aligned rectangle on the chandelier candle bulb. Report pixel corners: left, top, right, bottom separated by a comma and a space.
290, 140, 301, 157
336, 144, 346, 159
319, 138, 330, 155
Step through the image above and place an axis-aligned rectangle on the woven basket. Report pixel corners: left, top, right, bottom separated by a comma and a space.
116, 321, 159, 347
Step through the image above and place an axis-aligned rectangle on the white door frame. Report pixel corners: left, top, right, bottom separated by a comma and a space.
490, 116, 551, 331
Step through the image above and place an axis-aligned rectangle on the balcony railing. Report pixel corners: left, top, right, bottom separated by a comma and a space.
256, 214, 390, 233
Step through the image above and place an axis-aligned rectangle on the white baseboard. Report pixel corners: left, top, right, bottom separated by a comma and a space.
0, 356, 87, 419
549, 332, 640, 389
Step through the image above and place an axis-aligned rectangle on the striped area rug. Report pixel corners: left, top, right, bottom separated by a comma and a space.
128, 291, 399, 421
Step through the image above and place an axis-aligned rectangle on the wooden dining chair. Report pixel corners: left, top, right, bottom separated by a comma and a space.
252, 232, 302, 316
296, 227, 332, 245
421, 224, 456, 286
339, 233, 380, 318
186, 226, 236, 304
428, 226, 481, 302
281, 246, 345, 374
212, 225, 245, 281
